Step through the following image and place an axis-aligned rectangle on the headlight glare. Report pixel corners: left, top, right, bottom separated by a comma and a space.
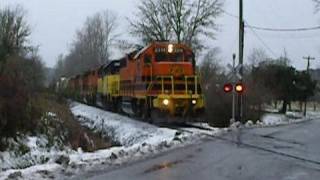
163, 99, 169, 106
192, 100, 197, 105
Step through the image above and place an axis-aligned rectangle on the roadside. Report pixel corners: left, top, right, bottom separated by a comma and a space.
0, 95, 116, 180
85, 116, 320, 180
243, 110, 320, 128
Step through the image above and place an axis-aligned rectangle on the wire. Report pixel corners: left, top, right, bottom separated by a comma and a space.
251, 32, 320, 40
245, 22, 278, 58
245, 24, 320, 32
221, 9, 239, 19
220, 9, 320, 32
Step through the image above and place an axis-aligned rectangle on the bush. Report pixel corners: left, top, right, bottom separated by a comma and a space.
34, 94, 112, 151
0, 55, 45, 149
205, 84, 232, 127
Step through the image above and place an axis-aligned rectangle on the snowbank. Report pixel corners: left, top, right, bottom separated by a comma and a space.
0, 133, 73, 180
70, 102, 177, 147
67, 102, 204, 166
261, 114, 287, 125
244, 111, 320, 128
0, 111, 72, 173
0, 102, 215, 179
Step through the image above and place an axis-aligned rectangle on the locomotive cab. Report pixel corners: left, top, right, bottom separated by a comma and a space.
121, 42, 205, 122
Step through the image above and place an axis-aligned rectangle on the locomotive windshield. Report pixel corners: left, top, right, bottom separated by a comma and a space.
155, 52, 184, 62
155, 47, 186, 62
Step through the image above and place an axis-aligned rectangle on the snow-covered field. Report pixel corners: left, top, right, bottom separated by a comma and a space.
1, 102, 319, 180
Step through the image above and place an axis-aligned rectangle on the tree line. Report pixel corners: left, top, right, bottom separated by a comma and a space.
53, 0, 224, 79
200, 48, 318, 127
54, 11, 118, 78
0, 6, 46, 148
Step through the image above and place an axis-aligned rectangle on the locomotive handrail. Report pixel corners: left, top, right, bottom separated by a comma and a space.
171, 76, 174, 95
184, 75, 199, 95
147, 75, 200, 95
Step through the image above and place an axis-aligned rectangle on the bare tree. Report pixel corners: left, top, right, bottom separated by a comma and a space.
115, 39, 143, 55
130, 0, 223, 51
129, 0, 172, 44
199, 47, 232, 127
55, 10, 118, 77
247, 48, 269, 67
313, 0, 320, 11
75, 10, 118, 65
200, 47, 223, 86
54, 54, 65, 78
0, 5, 31, 64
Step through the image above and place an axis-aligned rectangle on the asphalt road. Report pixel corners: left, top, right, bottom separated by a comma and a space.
80, 118, 320, 180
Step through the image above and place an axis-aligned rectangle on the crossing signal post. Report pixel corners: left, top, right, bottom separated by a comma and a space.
223, 80, 245, 124
224, 0, 245, 123
225, 54, 245, 124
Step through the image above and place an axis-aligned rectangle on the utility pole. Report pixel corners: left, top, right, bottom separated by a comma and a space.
232, 54, 236, 124
303, 56, 315, 116
237, 0, 244, 122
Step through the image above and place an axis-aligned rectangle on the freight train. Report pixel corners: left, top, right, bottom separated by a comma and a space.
57, 42, 205, 123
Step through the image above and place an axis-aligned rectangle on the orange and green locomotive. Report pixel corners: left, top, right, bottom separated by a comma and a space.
58, 42, 205, 123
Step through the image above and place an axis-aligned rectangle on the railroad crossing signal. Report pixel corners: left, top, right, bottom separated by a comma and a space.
226, 54, 245, 123
223, 83, 233, 93
235, 83, 244, 93
227, 64, 243, 81
223, 83, 245, 94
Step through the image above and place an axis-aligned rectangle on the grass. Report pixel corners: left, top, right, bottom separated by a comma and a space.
1, 92, 114, 152
37, 93, 114, 152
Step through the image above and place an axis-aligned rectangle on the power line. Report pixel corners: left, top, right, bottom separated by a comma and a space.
221, 9, 239, 19
220, 8, 320, 32
245, 24, 320, 32
245, 22, 278, 58
251, 32, 320, 39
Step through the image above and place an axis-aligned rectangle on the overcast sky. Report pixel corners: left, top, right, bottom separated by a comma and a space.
1, 0, 320, 70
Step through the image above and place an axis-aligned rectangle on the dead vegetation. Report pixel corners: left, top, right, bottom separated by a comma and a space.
34, 93, 114, 152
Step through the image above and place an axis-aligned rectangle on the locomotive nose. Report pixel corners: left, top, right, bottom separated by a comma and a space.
152, 63, 194, 77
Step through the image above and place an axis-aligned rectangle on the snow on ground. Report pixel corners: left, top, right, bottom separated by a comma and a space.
0, 102, 223, 180
70, 102, 178, 147
0, 134, 72, 180
67, 102, 212, 167
0, 164, 63, 180
245, 111, 320, 128
1, 102, 319, 180
261, 114, 287, 126
185, 122, 229, 136
0, 111, 72, 176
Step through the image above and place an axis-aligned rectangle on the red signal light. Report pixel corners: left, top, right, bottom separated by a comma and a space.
235, 83, 244, 93
223, 83, 233, 93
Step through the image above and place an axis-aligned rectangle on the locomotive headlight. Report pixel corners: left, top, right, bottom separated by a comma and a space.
163, 99, 169, 106
192, 100, 197, 105
168, 44, 174, 53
